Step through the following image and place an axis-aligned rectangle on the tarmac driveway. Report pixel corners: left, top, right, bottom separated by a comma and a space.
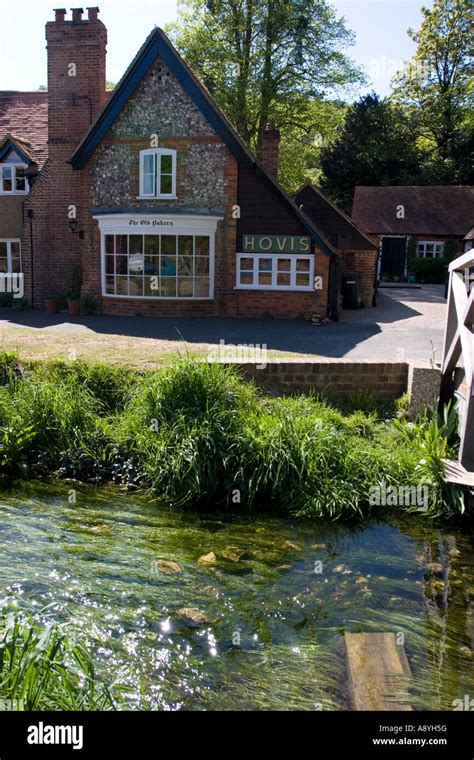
0, 285, 446, 364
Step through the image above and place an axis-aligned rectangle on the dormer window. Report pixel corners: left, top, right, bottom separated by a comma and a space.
139, 148, 176, 199
0, 164, 29, 195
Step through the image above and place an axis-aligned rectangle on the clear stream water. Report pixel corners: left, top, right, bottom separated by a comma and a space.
0, 481, 472, 711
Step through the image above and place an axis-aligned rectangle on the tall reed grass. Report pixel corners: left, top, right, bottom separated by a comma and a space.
0, 352, 466, 519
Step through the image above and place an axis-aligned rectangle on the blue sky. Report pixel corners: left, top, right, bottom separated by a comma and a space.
0, 0, 431, 97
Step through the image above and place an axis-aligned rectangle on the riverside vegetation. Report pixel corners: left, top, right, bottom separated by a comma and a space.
0, 351, 468, 519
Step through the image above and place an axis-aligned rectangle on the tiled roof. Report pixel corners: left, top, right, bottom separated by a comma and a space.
295, 182, 377, 251
352, 185, 474, 237
0, 91, 48, 168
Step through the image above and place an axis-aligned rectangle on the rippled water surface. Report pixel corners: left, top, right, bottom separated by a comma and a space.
0, 481, 472, 710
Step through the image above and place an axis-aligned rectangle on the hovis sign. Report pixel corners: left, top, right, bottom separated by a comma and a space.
243, 235, 311, 253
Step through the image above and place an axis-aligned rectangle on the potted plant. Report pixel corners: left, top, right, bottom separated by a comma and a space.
44, 296, 60, 314
63, 261, 83, 316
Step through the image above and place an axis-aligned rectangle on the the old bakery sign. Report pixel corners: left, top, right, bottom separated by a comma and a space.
243, 235, 311, 253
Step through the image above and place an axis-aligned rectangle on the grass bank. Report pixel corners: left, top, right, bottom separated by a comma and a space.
0, 351, 467, 519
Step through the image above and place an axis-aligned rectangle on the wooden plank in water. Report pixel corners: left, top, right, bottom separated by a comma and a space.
442, 458, 474, 486
345, 632, 412, 711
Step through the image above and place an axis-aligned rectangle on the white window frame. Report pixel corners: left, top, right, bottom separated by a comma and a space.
0, 163, 29, 195
138, 148, 177, 200
0, 239, 22, 271
235, 253, 314, 291
416, 241, 445, 259
94, 214, 222, 301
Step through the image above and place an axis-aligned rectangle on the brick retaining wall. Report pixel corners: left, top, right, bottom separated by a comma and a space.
216, 359, 409, 401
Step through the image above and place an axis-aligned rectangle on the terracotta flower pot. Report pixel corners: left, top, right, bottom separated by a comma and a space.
45, 298, 60, 315
67, 298, 81, 316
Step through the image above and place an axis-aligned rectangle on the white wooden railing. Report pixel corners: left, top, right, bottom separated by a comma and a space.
439, 250, 474, 471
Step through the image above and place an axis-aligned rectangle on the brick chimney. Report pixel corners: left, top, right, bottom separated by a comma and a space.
46, 7, 107, 154
261, 122, 281, 180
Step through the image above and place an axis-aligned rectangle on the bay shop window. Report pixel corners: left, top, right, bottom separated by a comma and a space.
95, 215, 221, 299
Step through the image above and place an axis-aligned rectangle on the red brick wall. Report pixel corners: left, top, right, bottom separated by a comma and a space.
219, 359, 408, 401
24, 16, 107, 307
340, 249, 378, 307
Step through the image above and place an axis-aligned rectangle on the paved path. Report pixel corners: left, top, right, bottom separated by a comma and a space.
0, 285, 446, 364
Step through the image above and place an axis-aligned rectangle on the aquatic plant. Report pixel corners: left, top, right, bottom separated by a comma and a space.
0, 606, 122, 710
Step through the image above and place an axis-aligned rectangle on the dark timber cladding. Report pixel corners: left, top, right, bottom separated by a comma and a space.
237, 166, 318, 247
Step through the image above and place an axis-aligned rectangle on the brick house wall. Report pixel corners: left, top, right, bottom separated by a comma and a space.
21, 11, 330, 320
340, 248, 379, 307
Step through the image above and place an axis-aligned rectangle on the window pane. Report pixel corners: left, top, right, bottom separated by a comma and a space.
161, 256, 176, 276
144, 235, 160, 255
106, 255, 114, 274
144, 276, 159, 296
0, 259, 8, 274
143, 154, 155, 174
258, 272, 272, 285
161, 277, 177, 297
178, 236, 193, 256
105, 275, 115, 294
105, 235, 114, 254
160, 174, 172, 195
129, 276, 144, 296
296, 273, 310, 287
11, 258, 21, 273
240, 273, 253, 285
144, 256, 160, 275
116, 235, 128, 254
178, 256, 193, 275
129, 235, 143, 254
277, 273, 291, 286
128, 254, 143, 274
296, 259, 310, 272
194, 277, 209, 297
116, 277, 128, 295
0, 243, 7, 256
116, 255, 128, 275
161, 154, 173, 174
195, 257, 209, 275
240, 257, 254, 271
11, 242, 20, 256
196, 237, 209, 256
143, 173, 154, 195
259, 258, 273, 272
277, 258, 291, 271
178, 278, 193, 297
15, 175, 26, 191
2, 167, 12, 191
161, 236, 176, 256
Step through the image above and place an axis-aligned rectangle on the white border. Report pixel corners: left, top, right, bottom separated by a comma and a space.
94, 213, 222, 300
235, 252, 314, 291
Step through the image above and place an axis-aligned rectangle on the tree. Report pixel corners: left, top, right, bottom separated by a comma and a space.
319, 94, 423, 213
276, 98, 347, 191
392, 0, 473, 183
167, 0, 363, 156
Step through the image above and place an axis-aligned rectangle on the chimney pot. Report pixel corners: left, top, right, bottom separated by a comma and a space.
261, 122, 281, 180
87, 6, 99, 20
53, 8, 67, 22
70, 7, 84, 21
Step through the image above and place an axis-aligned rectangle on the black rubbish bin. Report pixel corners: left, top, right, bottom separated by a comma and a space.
342, 271, 363, 309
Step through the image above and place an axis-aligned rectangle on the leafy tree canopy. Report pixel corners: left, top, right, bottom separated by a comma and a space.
167, 0, 363, 157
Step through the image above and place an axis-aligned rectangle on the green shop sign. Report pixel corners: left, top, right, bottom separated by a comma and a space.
243, 235, 311, 253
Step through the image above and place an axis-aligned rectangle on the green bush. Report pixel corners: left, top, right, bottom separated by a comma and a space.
0, 353, 466, 519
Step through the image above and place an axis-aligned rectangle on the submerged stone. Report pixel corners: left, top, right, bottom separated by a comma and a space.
154, 559, 182, 575
198, 551, 217, 565
176, 607, 213, 626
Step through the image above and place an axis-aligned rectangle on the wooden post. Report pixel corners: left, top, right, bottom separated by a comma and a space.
345, 632, 412, 711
